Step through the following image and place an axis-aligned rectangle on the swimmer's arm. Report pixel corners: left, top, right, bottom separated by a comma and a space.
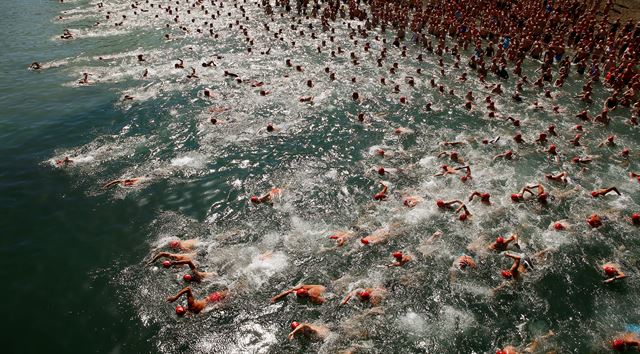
455, 204, 471, 215
340, 290, 357, 305
271, 289, 296, 303
287, 324, 311, 341
102, 180, 122, 189
437, 152, 449, 158
604, 271, 626, 283
167, 287, 192, 303
468, 191, 481, 201
147, 252, 171, 265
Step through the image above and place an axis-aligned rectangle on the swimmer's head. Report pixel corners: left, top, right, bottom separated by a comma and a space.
591, 191, 599, 198
603, 265, 617, 276
460, 175, 468, 182
392, 251, 403, 260
632, 213, 640, 225
553, 222, 565, 231
612, 339, 625, 351
459, 213, 468, 221
510, 194, 520, 202
183, 274, 192, 282
290, 321, 300, 330
169, 240, 181, 249
376, 149, 385, 156
162, 260, 172, 268
537, 192, 549, 203
436, 199, 446, 208
250, 196, 260, 203
450, 151, 459, 160
207, 292, 223, 303
360, 238, 369, 245
481, 193, 490, 201
175, 306, 186, 316
357, 290, 370, 301
295, 288, 308, 297
495, 236, 505, 244
501, 270, 513, 279
377, 167, 385, 175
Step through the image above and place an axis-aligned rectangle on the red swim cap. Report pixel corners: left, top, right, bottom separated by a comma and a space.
460, 175, 468, 182
587, 215, 602, 228
162, 260, 171, 268
496, 236, 505, 244
295, 288, 308, 297
175, 306, 186, 316
608, 135, 615, 142
378, 167, 385, 175
395, 128, 402, 134
572, 156, 580, 163
459, 213, 468, 221
291, 321, 300, 330
392, 251, 403, 259
553, 222, 565, 231
501, 270, 513, 279
450, 152, 459, 160
591, 191, 598, 197
548, 144, 557, 153
328, 235, 339, 239
207, 292, 222, 303
575, 125, 582, 131
510, 194, 520, 202
376, 149, 385, 156
169, 240, 180, 249
250, 196, 260, 203
360, 238, 369, 245
603, 266, 617, 276
358, 291, 371, 300
496, 350, 506, 354
436, 199, 445, 208
612, 339, 625, 351
183, 274, 192, 282
482, 139, 489, 144
481, 193, 490, 201
632, 213, 640, 224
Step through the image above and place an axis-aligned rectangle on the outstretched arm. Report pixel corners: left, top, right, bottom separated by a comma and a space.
147, 252, 171, 265
271, 288, 296, 303
468, 191, 481, 201
340, 290, 358, 305
102, 180, 122, 189
605, 187, 621, 195
167, 287, 194, 304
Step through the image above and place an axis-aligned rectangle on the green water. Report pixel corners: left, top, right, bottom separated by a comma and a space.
1, 0, 640, 353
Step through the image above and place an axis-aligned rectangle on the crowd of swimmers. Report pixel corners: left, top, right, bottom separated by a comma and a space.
44, 0, 640, 352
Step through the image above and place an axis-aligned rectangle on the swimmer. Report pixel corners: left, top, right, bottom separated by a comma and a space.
611, 332, 640, 351
166, 287, 227, 315
340, 287, 386, 306
468, 191, 491, 205
271, 284, 326, 304
360, 225, 398, 245
287, 322, 330, 341
489, 234, 518, 251
186, 67, 199, 79
78, 73, 91, 84
590, 187, 621, 198
451, 254, 477, 281
602, 263, 626, 283
372, 183, 388, 201
250, 187, 282, 204
587, 214, 603, 228
29, 62, 42, 70
598, 135, 616, 147
167, 239, 199, 252
520, 184, 549, 204
328, 230, 357, 247
437, 151, 464, 164
545, 172, 568, 183
386, 251, 411, 267
102, 177, 144, 189
147, 251, 194, 265
402, 195, 422, 208
55, 156, 73, 166
493, 150, 514, 161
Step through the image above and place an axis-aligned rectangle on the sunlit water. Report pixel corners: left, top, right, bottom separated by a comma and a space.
1, 0, 639, 353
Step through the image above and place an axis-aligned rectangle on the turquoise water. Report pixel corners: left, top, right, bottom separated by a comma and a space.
1, 0, 640, 353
